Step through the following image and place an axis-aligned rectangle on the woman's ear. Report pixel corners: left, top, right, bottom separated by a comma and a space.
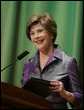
52, 36, 54, 40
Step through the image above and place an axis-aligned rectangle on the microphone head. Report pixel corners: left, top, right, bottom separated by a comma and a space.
17, 51, 29, 60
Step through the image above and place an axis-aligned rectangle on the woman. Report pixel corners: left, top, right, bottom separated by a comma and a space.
21, 13, 83, 109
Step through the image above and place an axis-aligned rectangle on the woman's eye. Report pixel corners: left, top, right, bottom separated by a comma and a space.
30, 32, 34, 36
38, 29, 43, 32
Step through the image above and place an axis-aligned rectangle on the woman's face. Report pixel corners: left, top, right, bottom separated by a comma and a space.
30, 23, 53, 51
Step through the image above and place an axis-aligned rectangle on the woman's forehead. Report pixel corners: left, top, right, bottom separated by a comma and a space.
30, 23, 44, 31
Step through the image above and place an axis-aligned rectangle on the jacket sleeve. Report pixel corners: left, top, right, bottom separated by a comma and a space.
68, 58, 83, 109
21, 60, 31, 86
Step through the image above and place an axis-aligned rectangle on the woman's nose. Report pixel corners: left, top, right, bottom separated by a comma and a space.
34, 33, 40, 39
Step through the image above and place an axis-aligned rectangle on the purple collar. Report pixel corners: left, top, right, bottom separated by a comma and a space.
32, 44, 62, 69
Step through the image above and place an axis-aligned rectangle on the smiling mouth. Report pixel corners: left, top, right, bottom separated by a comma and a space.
35, 39, 44, 44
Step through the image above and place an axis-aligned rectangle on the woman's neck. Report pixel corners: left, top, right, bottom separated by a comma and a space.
39, 45, 55, 58
39, 45, 55, 72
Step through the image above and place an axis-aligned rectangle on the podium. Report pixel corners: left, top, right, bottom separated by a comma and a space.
1, 82, 53, 109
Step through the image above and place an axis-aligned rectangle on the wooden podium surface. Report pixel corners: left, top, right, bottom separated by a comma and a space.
1, 82, 53, 109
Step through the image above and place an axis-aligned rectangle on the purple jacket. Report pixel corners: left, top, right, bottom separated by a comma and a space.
21, 45, 83, 109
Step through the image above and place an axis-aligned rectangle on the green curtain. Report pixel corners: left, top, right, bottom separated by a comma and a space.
1, 0, 83, 92
1, 1, 83, 109
1, 1, 83, 86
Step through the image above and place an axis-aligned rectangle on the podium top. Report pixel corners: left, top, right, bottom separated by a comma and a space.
1, 82, 53, 109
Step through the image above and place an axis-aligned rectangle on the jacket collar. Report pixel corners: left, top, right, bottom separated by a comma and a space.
53, 44, 62, 60
31, 44, 62, 68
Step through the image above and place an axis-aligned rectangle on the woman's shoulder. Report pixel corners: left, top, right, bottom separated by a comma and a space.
62, 51, 77, 65
54, 44, 76, 63
24, 57, 34, 65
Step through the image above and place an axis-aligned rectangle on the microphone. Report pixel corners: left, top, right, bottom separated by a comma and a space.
1, 51, 29, 72
17, 51, 29, 60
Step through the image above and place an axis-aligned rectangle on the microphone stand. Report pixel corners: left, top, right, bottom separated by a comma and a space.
1, 58, 18, 72
1, 51, 29, 72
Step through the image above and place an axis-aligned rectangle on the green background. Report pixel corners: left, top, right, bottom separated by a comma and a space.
1, 1, 83, 108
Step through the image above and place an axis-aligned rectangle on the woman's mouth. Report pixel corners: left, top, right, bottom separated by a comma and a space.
35, 39, 44, 44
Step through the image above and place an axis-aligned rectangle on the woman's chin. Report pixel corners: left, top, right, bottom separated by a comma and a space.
36, 45, 45, 51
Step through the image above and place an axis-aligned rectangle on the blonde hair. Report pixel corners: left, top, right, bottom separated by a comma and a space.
26, 13, 57, 43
